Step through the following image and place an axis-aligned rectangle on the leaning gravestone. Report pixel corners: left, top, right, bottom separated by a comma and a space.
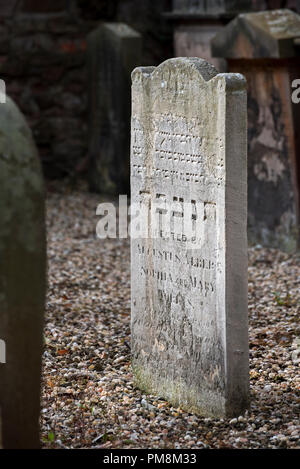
131, 58, 249, 417
87, 23, 142, 194
0, 96, 46, 448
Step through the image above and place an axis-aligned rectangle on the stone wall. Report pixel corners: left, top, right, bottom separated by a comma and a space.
0, 0, 172, 178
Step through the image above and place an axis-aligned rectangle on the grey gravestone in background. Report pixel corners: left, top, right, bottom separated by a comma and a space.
131, 58, 249, 417
172, 0, 252, 15
0, 97, 46, 448
212, 9, 300, 252
87, 23, 142, 194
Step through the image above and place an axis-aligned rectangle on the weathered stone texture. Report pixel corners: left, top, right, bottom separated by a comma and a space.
211, 9, 300, 58
0, 97, 46, 448
212, 9, 300, 251
131, 58, 249, 417
232, 60, 299, 251
87, 23, 142, 193
170, 0, 254, 77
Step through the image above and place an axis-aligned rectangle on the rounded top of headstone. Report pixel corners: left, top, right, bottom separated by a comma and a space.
132, 57, 218, 83
0, 95, 42, 174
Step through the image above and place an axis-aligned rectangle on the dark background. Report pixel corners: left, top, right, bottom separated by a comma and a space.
0, 0, 298, 179
0, 0, 173, 179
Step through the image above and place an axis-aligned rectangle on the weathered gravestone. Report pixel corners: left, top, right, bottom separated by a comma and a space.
0, 96, 46, 448
131, 58, 249, 417
212, 9, 300, 252
87, 23, 142, 194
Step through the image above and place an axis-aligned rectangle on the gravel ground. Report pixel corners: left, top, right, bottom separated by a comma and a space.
41, 184, 300, 449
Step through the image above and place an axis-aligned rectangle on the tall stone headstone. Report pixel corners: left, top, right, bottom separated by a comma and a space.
0, 96, 46, 448
212, 9, 300, 252
131, 58, 249, 417
87, 23, 142, 194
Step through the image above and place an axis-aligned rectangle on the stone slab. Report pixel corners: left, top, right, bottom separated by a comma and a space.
130, 57, 249, 417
